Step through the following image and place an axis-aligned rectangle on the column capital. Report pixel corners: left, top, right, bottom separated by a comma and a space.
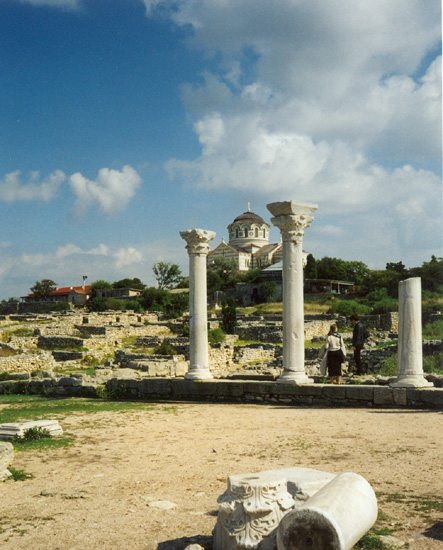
267, 201, 318, 243
180, 228, 216, 255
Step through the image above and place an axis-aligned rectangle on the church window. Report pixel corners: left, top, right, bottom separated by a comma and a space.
254, 227, 258, 237
236, 228, 239, 238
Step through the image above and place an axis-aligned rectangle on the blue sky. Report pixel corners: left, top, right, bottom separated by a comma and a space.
0, 0, 441, 300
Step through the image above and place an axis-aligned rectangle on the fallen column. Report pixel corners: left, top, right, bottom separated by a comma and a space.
276, 472, 378, 550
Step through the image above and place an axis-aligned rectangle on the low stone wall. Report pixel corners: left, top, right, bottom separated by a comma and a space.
0, 351, 56, 374
37, 335, 84, 350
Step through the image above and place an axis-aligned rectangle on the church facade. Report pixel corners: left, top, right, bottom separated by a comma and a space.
208, 207, 283, 271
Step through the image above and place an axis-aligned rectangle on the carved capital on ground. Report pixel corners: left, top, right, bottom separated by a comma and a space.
214, 475, 295, 550
180, 228, 216, 255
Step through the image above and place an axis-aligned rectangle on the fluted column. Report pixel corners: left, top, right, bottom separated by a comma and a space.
267, 201, 318, 384
180, 228, 216, 380
390, 277, 433, 388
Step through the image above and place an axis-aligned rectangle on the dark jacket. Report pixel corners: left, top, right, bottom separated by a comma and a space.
352, 322, 366, 348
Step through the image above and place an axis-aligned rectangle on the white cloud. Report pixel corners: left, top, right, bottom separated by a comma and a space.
0, 170, 65, 202
56, 244, 83, 258
68, 165, 142, 217
113, 247, 143, 269
88, 244, 110, 256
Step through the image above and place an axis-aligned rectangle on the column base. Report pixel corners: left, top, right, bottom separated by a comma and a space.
390, 375, 433, 388
185, 369, 213, 380
277, 371, 313, 385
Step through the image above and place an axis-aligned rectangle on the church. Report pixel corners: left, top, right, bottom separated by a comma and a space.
208, 205, 283, 271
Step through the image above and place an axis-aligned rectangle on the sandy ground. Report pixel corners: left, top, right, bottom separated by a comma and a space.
1, 402, 442, 550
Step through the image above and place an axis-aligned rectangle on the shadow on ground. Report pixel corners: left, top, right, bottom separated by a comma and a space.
422, 521, 443, 541
157, 535, 213, 550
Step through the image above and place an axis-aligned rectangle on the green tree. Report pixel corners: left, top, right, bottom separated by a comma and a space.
112, 277, 145, 290
316, 257, 347, 281
90, 280, 113, 298
409, 256, 443, 292
152, 262, 183, 289
304, 254, 318, 279
30, 279, 57, 300
221, 297, 237, 334
207, 257, 238, 293
386, 261, 408, 276
258, 282, 277, 303
138, 287, 169, 311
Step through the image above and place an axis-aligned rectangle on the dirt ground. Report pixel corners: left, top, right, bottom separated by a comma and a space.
1, 402, 442, 550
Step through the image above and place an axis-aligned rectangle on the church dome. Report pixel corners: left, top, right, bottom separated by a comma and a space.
231, 211, 267, 225
228, 207, 270, 248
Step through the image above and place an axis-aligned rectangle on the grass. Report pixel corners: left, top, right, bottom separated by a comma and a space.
379, 352, 443, 376
423, 319, 443, 340
7, 467, 33, 481
1, 327, 34, 342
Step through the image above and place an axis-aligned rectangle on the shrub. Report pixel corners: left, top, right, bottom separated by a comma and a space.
370, 298, 398, 314
378, 354, 398, 376
153, 340, 178, 355
163, 293, 189, 319
423, 320, 443, 340
208, 327, 226, 346
13, 427, 52, 441
328, 300, 371, 317
221, 298, 237, 333
423, 353, 443, 374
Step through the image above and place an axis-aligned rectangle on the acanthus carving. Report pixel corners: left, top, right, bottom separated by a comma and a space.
214, 477, 295, 549
270, 214, 314, 243
180, 228, 216, 255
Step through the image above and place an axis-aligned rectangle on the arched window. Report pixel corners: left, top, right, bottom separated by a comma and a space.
244, 226, 249, 237
236, 228, 239, 238
255, 227, 259, 237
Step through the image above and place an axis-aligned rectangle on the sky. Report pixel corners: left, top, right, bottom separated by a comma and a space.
0, 0, 441, 300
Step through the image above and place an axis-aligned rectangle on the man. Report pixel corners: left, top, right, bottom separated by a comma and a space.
350, 314, 367, 375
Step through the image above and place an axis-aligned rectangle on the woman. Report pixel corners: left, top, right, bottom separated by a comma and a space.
324, 323, 347, 384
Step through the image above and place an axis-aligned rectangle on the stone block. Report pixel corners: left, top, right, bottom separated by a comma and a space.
374, 386, 394, 406
216, 381, 245, 398
297, 384, 322, 397
409, 388, 443, 408
58, 377, 83, 387
345, 386, 374, 402
321, 385, 347, 400
0, 441, 14, 469
392, 388, 407, 406
0, 420, 63, 439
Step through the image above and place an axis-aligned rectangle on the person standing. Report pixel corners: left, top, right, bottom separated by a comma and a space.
325, 323, 347, 385
351, 314, 367, 375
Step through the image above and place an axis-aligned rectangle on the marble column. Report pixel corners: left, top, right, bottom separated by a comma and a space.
277, 472, 378, 550
180, 228, 216, 380
267, 201, 318, 384
390, 277, 433, 388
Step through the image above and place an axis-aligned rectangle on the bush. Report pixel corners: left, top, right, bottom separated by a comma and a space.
163, 293, 189, 319
328, 300, 371, 317
378, 354, 397, 376
423, 353, 443, 374
423, 320, 443, 340
370, 298, 398, 314
153, 340, 178, 355
208, 328, 226, 346
221, 298, 237, 333
13, 427, 52, 441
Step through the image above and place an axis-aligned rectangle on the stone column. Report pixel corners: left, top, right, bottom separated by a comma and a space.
267, 201, 318, 384
180, 228, 216, 380
390, 277, 433, 388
